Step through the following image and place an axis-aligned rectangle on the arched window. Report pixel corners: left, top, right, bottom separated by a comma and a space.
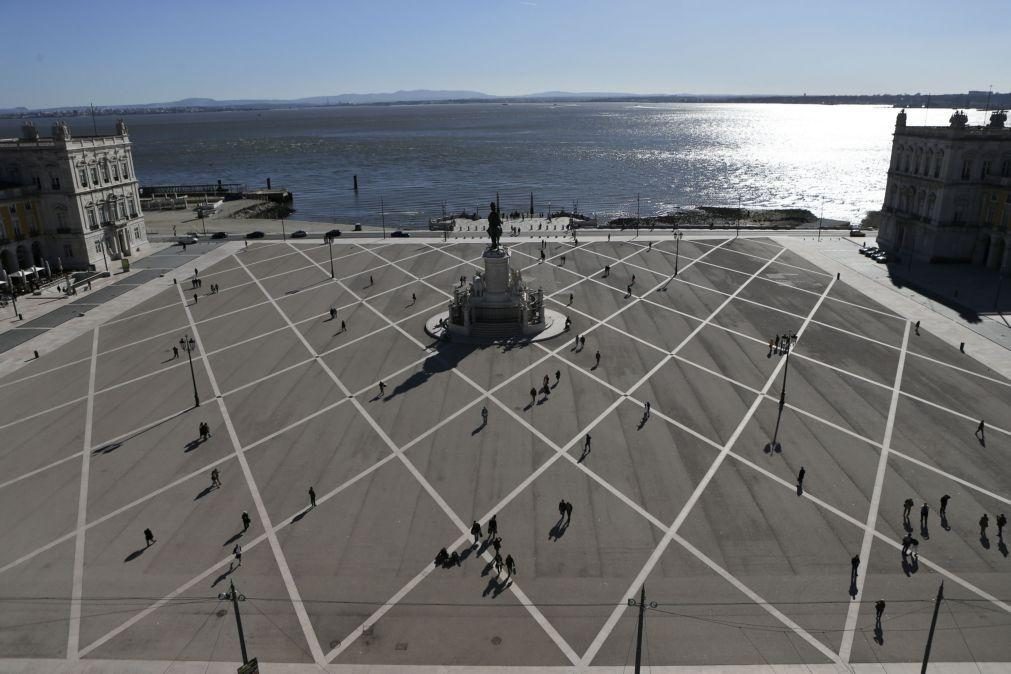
915, 148, 923, 174
935, 151, 943, 178
903, 151, 911, 173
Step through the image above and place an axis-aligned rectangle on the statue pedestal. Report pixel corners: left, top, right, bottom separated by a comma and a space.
480, 247, 511, 303
434, 244, 562, 343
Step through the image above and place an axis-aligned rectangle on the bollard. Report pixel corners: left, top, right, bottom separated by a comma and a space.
959, 342, 965, 353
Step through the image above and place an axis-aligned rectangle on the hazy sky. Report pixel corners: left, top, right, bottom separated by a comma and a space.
5, 0, 1008, 108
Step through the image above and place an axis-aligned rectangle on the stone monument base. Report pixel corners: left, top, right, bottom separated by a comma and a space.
425, 309, 568, 344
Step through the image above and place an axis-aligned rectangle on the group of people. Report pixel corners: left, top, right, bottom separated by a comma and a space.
768, 333, 796, 354
435, 515, 517, 580
198, 421, 212, 442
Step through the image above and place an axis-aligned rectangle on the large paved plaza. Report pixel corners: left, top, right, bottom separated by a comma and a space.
0, 236, 1008, 671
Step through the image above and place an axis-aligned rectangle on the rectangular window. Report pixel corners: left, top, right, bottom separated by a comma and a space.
101, 164, 110, 182
51, 175, 60, 190
87, 209, 97, 228
981, 160, 991, 178
117, 201, 126, 219
961, 160, 972, 180
1002, 160, 1010, 177
95, 241, 102, 253
133, 226, 140, 239
90, 167, 98, 184
130, 197, 138, 217
78, 168, 87, 187
121, 161, 129, 179
113, 163, 120, 180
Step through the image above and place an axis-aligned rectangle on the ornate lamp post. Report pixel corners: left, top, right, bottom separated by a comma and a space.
178, 335, 199, 407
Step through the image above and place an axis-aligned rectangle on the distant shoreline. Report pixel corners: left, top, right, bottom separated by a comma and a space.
3, 91, 1008, 119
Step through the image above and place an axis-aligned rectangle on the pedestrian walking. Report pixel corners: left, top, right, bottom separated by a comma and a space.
976, 419, 985, 441
568, 292, 573, 305
902, 498, 914, 523
543, 374, 550, 390
241, 511, 251, 532
940, 494, 950, 517
565, 501, 573, 521
231, 543, 242, 569
330, 306, 337, 320
626, 283, 632, 296
875, 599, 886, 630
540, 250, 545, 262
172, 346, 179, 359
378, 380, 386, 397
340, 320, 346, 332
584, 434, 591, 453
471, 520, 482, 545
580, 335, 586, 349
481, 405, 488, 424
797, 466, 806, 490
574, 334, 580, 350
631, 274, 636, 284
487, 514, 498, 538
369, 275, 374, 286
555, 369, 561, 384
979, 513, 989, 538
211, 468, 221, 488
530, 387, 537, 405
901, 534, 914, 557
919, 503, 929, 529
558, 499, 567, 520
193, 293, 198, 304
411, 292, 416, 304
144, 528, 155, 547
643, 401, 651, 419
648, 241, 653, 251
491, 536, 502, 554
505, 554, 516, 578
309, 486, 317, 508
494, 552, 504, 576
997, 513, 1007, 539
595, 350, 601, 367
914, 320, 920, 335
768, 338, 774, 351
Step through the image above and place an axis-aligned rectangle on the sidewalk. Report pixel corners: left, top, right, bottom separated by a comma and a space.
0, 241, 235, 378
777, 235, 1011, 380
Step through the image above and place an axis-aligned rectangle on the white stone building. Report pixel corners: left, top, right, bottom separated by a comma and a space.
0, 119, 148, 276
877, 109, 1011, 273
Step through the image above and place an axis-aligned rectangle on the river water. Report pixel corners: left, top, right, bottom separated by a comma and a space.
0, 103, 961, 227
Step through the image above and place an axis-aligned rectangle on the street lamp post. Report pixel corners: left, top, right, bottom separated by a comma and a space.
327, 234, 335, 279
736, 195, 741, 238
178, 335, 199, 407
218, 580, 251, 665
99, 240, 109, 273
199, 212, 207, 237
380, 197, 386, 239
764, 346, 791, 454
674, 230, 684, 277
280, 212, 286, 241
818, 200, 824, 242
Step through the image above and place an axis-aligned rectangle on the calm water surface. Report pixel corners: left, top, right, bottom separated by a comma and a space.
0, 104, 962, 226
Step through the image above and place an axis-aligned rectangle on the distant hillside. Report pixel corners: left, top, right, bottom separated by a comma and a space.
4, 89, 1009, 118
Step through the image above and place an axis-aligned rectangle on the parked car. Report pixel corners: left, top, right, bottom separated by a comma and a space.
291, 229, 308, 238
390, 230, 410, 238
873, 252, 888, 263
849, 229, 865, 237
211, 232, 228, 239
860, 246, 878, 256
177, 235, 199, 245
325, 229, 342, 240
246, 231, 265, 239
